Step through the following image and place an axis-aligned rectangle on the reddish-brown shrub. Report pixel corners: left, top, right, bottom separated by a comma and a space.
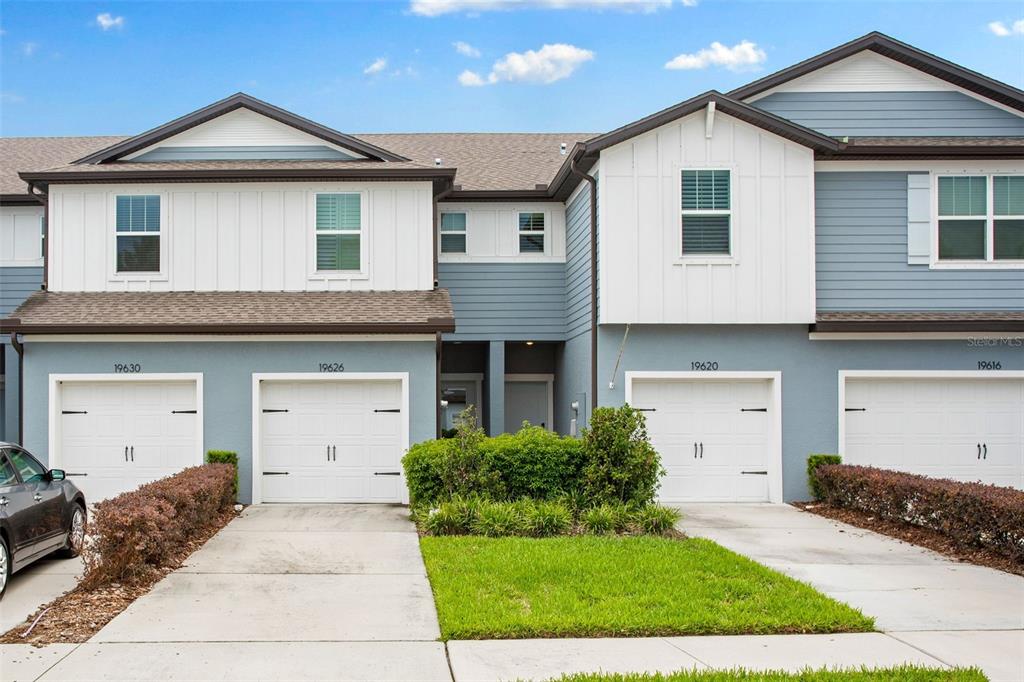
813, 464, 1024, 565
81, 463, 235, 589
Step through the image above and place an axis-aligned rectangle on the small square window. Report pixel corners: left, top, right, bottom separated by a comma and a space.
440, 212, 467, 254
939, 220, 986, 260
681, 170, 731, 256
518, 212, 545, 253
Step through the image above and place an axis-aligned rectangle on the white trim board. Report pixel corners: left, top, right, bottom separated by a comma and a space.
47, 372, 205, 471
624, 371, 784, 504
836, 369, 1024, 462
809, 332, 1024, 341
250, 371, 410, 505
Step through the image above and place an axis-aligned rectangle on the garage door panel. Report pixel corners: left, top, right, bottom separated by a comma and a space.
258, 378, 405, 503
844, 377, 1022, 490
633, 377, 775, 504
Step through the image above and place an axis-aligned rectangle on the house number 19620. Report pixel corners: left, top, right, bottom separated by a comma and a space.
691, 361, 719, 371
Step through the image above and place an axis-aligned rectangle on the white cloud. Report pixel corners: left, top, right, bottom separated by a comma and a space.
988, 19, 1024, 37
363, 57, 388, 75
665, 40, 766, 72
412, 0, 679, 17
1, 92, 25, 104
21, 42, 37, 57
459, 43, 594, 86
95, 13, 125, 30
454, 40, 481, 58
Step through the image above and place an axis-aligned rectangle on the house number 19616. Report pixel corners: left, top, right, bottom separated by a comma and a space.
978, 361, 1002, 370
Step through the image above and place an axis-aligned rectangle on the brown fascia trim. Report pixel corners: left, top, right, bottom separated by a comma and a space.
74, 93, 410, 164
0, 194, 40, 205
19, 167, 457, 191
445, 188, 553, 202
728, 32, 1024, 113
811, 320, 1024, 334
817, 146, 1024, 160
1, 319, 457, 335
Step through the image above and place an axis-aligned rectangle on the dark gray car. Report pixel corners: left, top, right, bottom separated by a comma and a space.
0, 443, 87, 599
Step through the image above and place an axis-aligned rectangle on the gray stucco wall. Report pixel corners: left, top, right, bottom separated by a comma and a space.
753, 91, 1024, 136
439, 262, 565, 341
597, 324, 1024, 501
20, 339, 437, 503
816, 172, 1024, 311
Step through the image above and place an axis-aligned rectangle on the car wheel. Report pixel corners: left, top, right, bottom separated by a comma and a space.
0, 535, 10, 600
58, 506, 86, 559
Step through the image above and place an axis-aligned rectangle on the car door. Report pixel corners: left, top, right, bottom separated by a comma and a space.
0, 449, 46, 564
5, 448, 65, 556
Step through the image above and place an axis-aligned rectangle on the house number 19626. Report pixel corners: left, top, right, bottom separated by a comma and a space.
319, 362, 345, 372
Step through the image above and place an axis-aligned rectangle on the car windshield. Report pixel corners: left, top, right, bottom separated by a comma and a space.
0, 455, 17, 487
7, 448, 47, 483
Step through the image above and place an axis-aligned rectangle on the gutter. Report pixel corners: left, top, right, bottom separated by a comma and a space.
9, 332, 23, 445
26, 181, 48, 290
568, 155, 599, 416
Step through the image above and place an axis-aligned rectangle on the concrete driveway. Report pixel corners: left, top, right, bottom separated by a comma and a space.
16, 505, 450, 681
678, 503, 1024, 681
1, 555, 83, 634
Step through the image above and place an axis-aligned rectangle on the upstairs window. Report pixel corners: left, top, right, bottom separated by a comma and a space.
518, 212, 545, 253
316, 193, 362, 271
938, 175, 1024, 263
115, 195, 161, 273
681, 169, 731, 256
440, 212, 467, 254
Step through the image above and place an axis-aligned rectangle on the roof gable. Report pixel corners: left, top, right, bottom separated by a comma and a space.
728, 32, 1024, 114
75, 93, 408, 164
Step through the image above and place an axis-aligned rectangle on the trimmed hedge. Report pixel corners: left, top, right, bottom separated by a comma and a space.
812, 463, 1024, 565
206, 450, 239, 498
81, 464, 235, 589
403, 425, 585, 505
806, 454, 841, 500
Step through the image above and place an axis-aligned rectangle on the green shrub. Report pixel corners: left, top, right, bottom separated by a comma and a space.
402, 415, 584, 506
473, 500, 529, 537
581, 406, 664, 505
526, 500, 573, 537
581, 505, 618, 535
807, 454, 842, 500
422, 496, 483, 535
633, 504, 682, 535
206, 450, 239, 498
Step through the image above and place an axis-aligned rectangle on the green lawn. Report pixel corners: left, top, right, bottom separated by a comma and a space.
549, 667, 986, 682
420, 535, 874, 640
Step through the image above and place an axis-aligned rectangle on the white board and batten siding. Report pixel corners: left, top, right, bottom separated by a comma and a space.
47, 182, 435, 292
436, 202, 566, 262
598, 110, 815, 324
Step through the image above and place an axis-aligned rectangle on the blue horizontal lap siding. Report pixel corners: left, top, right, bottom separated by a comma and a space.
0, 266, 43, 318
753, 91, 1024, 136
565, 183, 592, 340
815, 172, 1024, 311
133, 145, 359, 161
439, 262, 566, 340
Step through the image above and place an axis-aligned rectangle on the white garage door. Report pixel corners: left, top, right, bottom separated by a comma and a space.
259, 378, 406, 503
59, 379, 201, 502
630, 377, 777, 503
844, 376, 1024, 489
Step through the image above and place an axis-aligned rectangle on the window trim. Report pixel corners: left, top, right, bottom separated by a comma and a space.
677, 167, 737, 264
931, 172, 1024, 270
310, 190, 369, 279
516, 210, 548, 256
110, 192, 168, 281
439, 211, 468, 255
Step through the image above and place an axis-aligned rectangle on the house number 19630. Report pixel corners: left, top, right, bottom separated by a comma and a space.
114, 363, 142, 373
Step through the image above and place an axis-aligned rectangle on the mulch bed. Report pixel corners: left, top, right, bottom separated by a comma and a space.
1, 508, 238, 646
794, 501, 1022, 577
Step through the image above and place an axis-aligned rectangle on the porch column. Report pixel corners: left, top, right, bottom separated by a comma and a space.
487, 340, 505, 436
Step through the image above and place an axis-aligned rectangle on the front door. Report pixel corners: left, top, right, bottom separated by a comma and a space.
441, 380, 480, 431
504, 377, 552, 432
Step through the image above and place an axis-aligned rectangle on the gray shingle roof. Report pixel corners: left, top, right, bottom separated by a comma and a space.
0, 136, 126, 196
3, 290, 455, 333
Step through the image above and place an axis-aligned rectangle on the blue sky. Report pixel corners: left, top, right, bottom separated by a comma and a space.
1, 1, 1022, 137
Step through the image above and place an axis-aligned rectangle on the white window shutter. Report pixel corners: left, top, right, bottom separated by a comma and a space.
907, 173, 931, 265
